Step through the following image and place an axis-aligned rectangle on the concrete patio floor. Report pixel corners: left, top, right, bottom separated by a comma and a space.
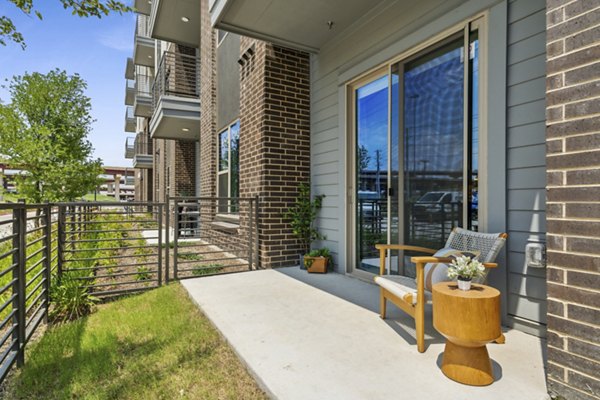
182, 268, 549, 400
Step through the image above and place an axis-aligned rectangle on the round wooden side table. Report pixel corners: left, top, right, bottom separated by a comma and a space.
432, 282, 501, 386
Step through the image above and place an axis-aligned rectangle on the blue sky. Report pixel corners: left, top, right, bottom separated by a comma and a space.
0, 1, 135, 167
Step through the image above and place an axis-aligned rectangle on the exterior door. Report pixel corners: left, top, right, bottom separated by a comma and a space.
351, 26, 480, 278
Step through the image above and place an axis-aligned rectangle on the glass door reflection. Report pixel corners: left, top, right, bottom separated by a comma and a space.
355, 75, 389, 274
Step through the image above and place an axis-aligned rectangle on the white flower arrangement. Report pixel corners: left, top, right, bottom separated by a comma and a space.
447, 255, 485, 281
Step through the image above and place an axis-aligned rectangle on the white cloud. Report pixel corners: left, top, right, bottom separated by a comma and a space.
96, 16, 135, 52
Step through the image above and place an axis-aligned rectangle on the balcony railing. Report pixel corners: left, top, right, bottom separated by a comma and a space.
125, 137, 135, 158
125, 106, 136, 132
152, 51, 200, 109
134, 133, 153, 155
125, 79, 135, 106
136, 14, 151, 39
135, 73, 153, 98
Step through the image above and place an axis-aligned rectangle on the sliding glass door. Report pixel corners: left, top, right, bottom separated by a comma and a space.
355, 75, 389, 274
352, 22, 481, 276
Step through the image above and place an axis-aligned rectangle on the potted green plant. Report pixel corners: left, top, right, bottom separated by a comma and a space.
447, 255, 485, 290
303, 248, 333, 274
285, 183, 328, 271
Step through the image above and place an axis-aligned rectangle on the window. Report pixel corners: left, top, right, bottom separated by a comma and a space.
217, 120, 240, 213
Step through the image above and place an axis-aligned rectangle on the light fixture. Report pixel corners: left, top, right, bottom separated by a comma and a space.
181, 16, 190, 23
147, 55, 152, 59
182, 128, 190, 132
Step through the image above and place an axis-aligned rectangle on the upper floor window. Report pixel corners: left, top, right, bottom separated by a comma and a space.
217, 120, 240, 213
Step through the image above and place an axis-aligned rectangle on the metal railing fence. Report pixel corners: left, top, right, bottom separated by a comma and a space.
57, 202, 164, 299
135, 14, 151, 39
168, 196, 260, 281
135, 73, 153, 97
152, 51, 200, 110
0, 197, 260, 382
0, 202, 54, 382
134, 133, 152, 156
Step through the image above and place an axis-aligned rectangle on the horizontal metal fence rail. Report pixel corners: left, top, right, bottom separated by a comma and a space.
0, 202, 53, 382
168, 196, 259, 281
57, 202, 164, 299
152, 51, 200, 110
134, 133, 152, 155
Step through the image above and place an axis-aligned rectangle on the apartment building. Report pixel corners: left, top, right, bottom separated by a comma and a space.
124, 0, 312, 268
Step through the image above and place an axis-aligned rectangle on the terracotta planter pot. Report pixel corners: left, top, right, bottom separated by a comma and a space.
304, 256, 328, 274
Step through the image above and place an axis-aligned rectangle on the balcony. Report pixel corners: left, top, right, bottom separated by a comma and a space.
134, 73, 153, 117
134, 0, 151, 15
125, 79, 135, 106
133, 14, 155, 67
125, 137, 135, 159
149, 0, 200, 47
125, 106, 136, 132
209, 0, 384, 53
150, 51, 200, 141
125, 57, 134, 80
133, 133, 153, 169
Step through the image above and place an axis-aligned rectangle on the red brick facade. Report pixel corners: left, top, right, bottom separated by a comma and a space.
198, 0, 217, 199
545, 1, 600, 399
239, 38, 311, 268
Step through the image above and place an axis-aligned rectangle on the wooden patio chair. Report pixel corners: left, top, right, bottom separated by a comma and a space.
374, 228, 507, 353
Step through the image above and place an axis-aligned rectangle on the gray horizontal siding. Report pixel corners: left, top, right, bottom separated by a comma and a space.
506, 0, 547, 327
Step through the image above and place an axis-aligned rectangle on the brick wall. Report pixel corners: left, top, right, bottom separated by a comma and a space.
239, 38, 311, 268
173, 141, 196, 197
199, 0, 217, 199
545, 1, 600, 399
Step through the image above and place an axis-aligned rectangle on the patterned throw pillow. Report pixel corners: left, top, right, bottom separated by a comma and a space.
421, 248, 481, 291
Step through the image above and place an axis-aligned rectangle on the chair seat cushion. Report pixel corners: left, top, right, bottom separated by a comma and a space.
374, 275, 432, 305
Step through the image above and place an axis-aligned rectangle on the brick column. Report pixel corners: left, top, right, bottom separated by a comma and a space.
545, 2, 600, 399
199, 0, 217, 198
239, 38, 311, 268
173, 141, 196, 197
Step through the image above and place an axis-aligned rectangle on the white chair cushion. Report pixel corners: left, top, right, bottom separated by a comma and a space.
374, 275, 432, 305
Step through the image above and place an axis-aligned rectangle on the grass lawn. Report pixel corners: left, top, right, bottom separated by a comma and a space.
4, 284, 267, 400
81, 193, 117, 202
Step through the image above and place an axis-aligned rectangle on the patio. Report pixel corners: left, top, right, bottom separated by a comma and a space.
182, 268, 549, 400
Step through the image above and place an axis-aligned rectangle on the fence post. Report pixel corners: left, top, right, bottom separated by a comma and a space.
57, 205, 65, 283
255, 196, 260, 270
165, 197, 170, 284
157, 203, 163, 286
173, 200, 179, 281
43, 204, 52, 324
12, 203, 26, 367
248, 199, 253, 271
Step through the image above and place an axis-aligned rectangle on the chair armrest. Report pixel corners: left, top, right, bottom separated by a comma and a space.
376, 244, 437, 276
410, 256, 497, 269
375, 244, 437, 254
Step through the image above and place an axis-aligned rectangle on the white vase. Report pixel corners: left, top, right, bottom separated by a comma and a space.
457, 279, 472, 291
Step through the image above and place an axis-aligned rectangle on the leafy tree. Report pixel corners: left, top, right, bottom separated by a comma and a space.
1, 0, 132, 49
0, 69, 103, 202
358, 144, 370, 172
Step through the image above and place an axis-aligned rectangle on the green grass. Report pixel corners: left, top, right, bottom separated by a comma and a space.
81, 193, 117, 202
192, 264, 224, 276
6, 284, 266, 400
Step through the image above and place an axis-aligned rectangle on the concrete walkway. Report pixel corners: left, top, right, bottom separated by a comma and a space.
182, 268, 549, 400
